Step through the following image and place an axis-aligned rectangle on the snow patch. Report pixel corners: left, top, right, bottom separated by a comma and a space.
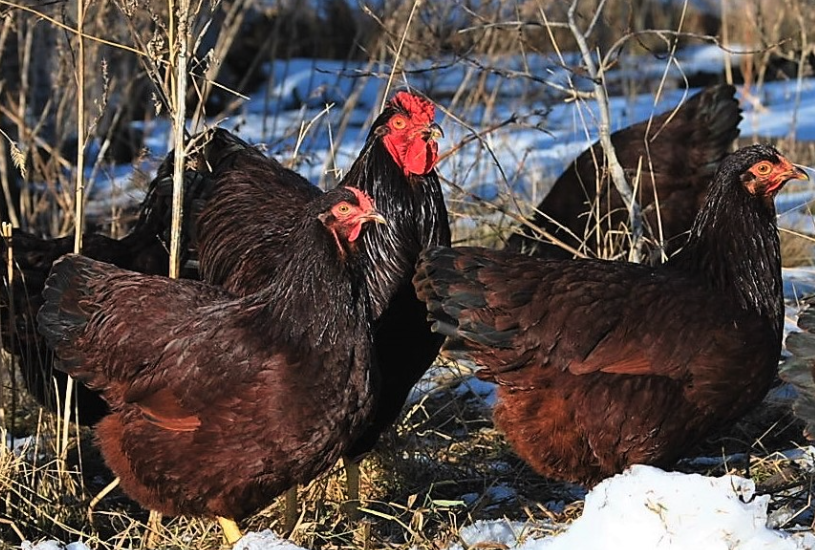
450, 466, 815, 550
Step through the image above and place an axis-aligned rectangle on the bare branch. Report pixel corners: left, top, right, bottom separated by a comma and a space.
169, 0, 190, 280
567, 0, 643, 262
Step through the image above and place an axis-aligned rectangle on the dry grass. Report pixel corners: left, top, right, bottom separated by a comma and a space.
0, 0, 814, 547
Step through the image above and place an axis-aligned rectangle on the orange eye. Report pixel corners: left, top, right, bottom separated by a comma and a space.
336, 203, 352, 216
755, 161, 773, 176
391, 116, 407, 130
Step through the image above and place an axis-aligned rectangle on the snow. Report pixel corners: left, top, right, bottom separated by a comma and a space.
449, 466, 815, 550
15, 18, 815, 550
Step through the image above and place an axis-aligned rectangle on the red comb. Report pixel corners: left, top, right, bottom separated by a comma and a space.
389, 91, 436, 124
348, 187, 376, 211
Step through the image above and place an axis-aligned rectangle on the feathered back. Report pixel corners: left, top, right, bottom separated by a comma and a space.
1, 156, 211, 426
506, 84, 741, 261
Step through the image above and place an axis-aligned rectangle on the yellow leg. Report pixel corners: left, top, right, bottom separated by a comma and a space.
343, 457, 361, 520
284, 486, 299, 532
144, 510, 163, 549
218, 516, 243, 544
87, 476, 120, 523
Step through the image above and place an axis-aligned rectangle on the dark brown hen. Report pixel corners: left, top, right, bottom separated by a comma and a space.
506, 84, 741, 261
779, 297, 815, 441
36, 186, 384, 542
2, 167, 208, 425
414, 145, 805, 486
193, 93, 450, 473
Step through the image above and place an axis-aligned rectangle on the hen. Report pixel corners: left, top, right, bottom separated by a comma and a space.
414, 145, 806, 485
36, 186, 385, 543
506, 84, 741, 261
193, 93, 450, 488
2, 166, 207, 425
779, 296, 815, 440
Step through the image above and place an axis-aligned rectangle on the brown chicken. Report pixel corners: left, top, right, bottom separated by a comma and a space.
193, 93, 450, 489
2, 165, 208, 425
414, 144, 805, 486
780, 296, 815, 440
36, 186, 385, 543
505, 84, 741, 261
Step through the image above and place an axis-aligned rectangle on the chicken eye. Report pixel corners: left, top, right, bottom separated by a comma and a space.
391, 116, 407, 130
336, 203, 352, 216
755, 161, 773, 176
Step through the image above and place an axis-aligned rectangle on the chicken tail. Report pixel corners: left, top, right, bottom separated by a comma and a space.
779, 298, 815, 441
688, 84, 742, 175
37, 254, 103, 374
143, 128, 256, 273
413, 246, 523, 364
201, 128, 264, 173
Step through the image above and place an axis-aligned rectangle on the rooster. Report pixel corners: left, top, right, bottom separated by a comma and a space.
506, 84, 741, 261
192, 92, 450, 499
414, 145, 806, 485
1, 165, 208, 425
37, 186, 385, 544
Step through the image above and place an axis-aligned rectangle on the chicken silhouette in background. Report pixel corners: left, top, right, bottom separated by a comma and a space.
415, 145, 806, 486
506, 84, 741, 262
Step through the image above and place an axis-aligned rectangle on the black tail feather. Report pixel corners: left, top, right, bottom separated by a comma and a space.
202, 128, 264, 173
414, 247, 520, 360
37, 254, 99, 372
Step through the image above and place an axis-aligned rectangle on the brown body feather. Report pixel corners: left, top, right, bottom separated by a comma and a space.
415, 145, 802, 485
506, 84, 741, 261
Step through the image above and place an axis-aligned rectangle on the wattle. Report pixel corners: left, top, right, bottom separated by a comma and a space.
403, 138, 439, 176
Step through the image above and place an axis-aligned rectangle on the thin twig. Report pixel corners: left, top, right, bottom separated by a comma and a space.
381, 0, 422, 109
61, 0, 89, 472
169, 0, 190, 280
566, 0, 643, 262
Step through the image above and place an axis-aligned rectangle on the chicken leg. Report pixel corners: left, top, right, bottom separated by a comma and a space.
218, 516, 243, 544
284, 486, 299, 531
145, 510, 163, 548
342, 458, 361, 520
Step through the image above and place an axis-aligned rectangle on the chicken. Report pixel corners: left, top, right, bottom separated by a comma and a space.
413, 144, 806, 486
1, 164, 208, 425
36, 186, 385, 543
192, 93, 450, 490
505, 84, 741, 261
779, 296, 815, 440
